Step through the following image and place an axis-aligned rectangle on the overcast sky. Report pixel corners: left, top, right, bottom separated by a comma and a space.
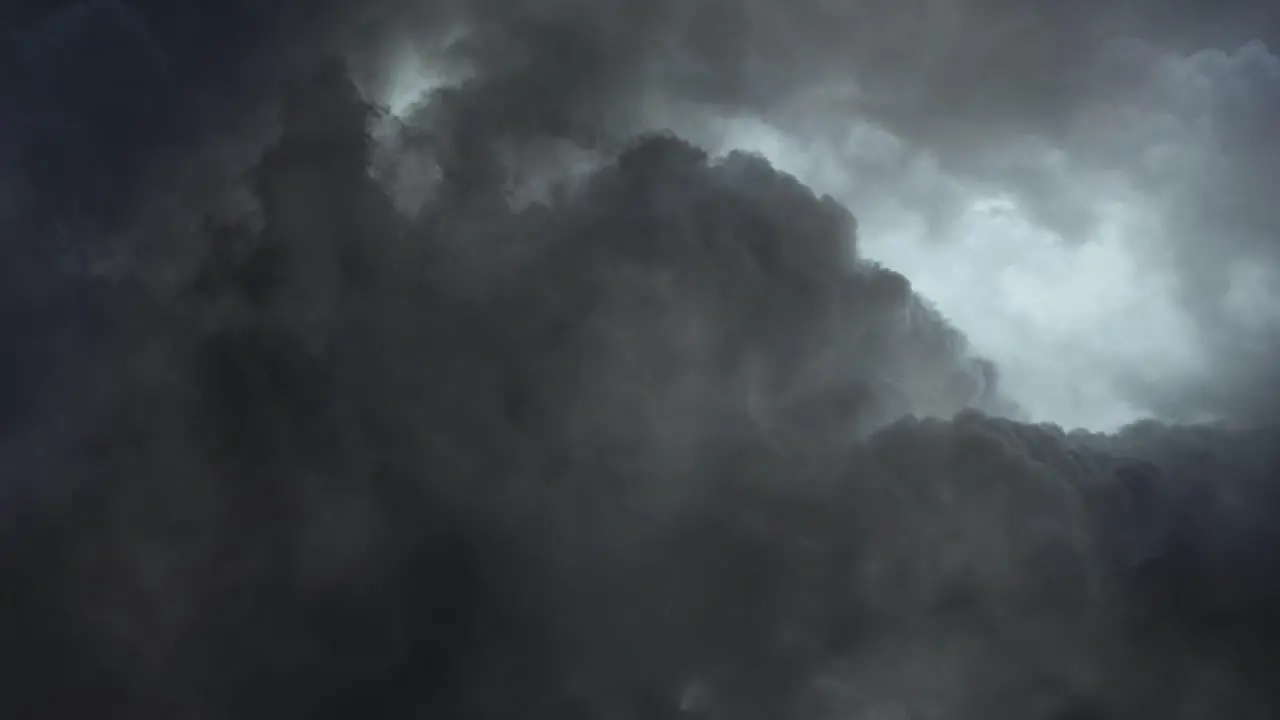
5, 3, 1280, 717
373, 18, 1280, 432
10, 0, 1273, 434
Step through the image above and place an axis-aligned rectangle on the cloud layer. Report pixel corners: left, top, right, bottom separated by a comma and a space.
2, 1, 1279, 719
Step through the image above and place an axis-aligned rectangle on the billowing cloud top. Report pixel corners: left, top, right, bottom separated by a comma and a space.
2, 1, 1280, 718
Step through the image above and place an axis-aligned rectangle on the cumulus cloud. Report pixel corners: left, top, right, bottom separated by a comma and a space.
339, 0, 1280, 428
2, 1, 1280, 719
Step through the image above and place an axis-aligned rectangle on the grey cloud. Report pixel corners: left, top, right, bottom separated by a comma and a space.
1052, 40, 1280, 421
3, 2, 1280, 719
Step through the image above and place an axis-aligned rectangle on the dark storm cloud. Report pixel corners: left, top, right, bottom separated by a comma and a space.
357, 0, 1280, 324
3, 1, 1280, 719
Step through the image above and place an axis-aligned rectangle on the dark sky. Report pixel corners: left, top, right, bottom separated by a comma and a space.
7, 0, 1279, 427
2, 2, 1280, 719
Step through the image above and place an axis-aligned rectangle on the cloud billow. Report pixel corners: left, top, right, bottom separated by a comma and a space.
2, 2, 1280, 718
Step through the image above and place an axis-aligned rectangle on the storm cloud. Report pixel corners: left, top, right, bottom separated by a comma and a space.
2, 1, 1280, 719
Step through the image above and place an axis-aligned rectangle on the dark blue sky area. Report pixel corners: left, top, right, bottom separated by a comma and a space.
0, 0, 272, 433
